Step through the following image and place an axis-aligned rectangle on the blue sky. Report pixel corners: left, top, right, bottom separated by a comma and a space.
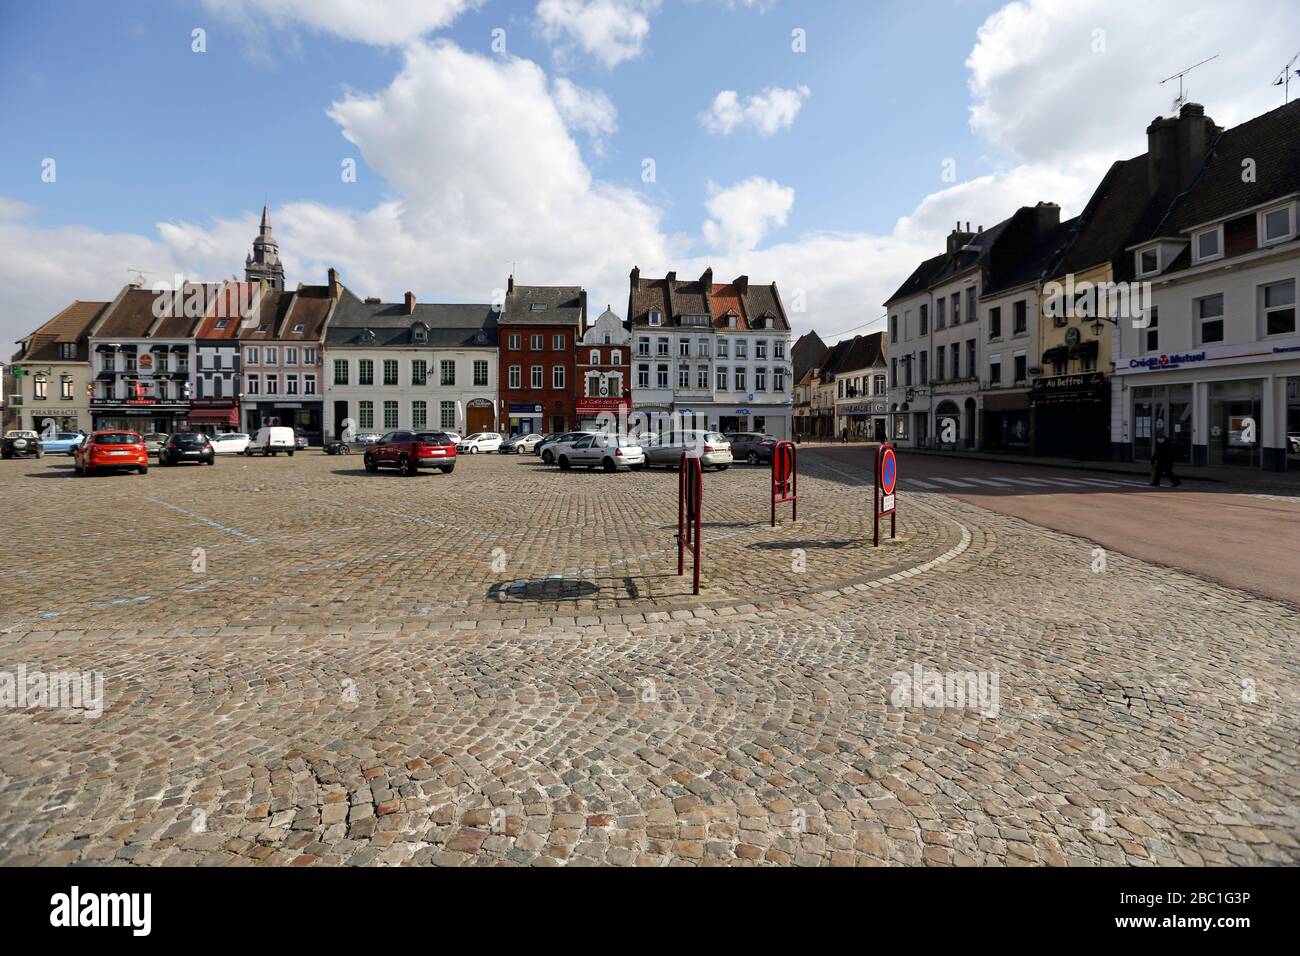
0, 0, 1292, 346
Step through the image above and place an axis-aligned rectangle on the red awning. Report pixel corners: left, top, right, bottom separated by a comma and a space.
186, 407, 239, 425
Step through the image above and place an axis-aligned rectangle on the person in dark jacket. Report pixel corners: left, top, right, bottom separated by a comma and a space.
1150, 434, 1181, 487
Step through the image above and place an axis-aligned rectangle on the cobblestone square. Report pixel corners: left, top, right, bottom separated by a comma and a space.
0, 450, 1296, 866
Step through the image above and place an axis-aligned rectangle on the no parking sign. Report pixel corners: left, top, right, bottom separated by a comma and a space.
873, 443, 898, 547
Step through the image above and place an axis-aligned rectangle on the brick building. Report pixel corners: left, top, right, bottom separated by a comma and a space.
498, 278, 587, 436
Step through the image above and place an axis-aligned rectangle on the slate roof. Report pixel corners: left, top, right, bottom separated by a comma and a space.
501, 283, 586, 328
626, 271, 790, 331
325, 294, 498, 348
834, 332, 886, 374
12, 300, 108, 363
982, 216, 1081, 297
1054, 155, 1165, 282
92, 287, 205, 340
883, 217, 1013, 307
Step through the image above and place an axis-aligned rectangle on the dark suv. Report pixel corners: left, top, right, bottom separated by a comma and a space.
1, 430, 43, 459
363, 430, 457, 475
726, 432, 778, 465
160, 432, 215, 466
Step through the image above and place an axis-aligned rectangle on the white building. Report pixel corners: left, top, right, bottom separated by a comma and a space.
323, 291, 498, 439
626, 267, 794, 439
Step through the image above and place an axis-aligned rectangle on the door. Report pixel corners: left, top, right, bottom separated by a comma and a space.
466, 402, 494, 435
569, 435, 596, 463
333, 401, 349, 439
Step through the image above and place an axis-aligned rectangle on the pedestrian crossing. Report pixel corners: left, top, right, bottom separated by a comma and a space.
904, 473, 1151, 492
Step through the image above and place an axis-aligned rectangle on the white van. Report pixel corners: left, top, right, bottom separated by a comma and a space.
245, 426, 297, 457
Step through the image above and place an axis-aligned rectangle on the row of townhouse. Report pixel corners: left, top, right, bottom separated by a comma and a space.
792, 331, 889, 441
6, 208, 797, 444
883, 98, 1300, 471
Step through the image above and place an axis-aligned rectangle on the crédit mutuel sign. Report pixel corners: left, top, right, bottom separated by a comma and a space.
1123, 338, 1300, 373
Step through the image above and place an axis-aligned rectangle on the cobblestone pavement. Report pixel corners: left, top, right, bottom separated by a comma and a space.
0, 450, 1296, 866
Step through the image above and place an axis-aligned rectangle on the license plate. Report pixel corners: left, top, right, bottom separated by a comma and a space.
423, 450, 445, 457
109, 450, 128, 456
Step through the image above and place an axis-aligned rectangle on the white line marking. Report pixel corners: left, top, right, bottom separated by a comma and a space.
930, 477, 980, 488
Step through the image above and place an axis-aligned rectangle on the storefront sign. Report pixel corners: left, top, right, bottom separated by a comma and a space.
1128, 352, 1208, 370
840, 400, 887, 415
576, 398, 629, 412
508, 403, 542, 414
1030, 372, 1107, 404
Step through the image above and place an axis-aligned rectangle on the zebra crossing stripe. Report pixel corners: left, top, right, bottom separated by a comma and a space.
931, 477, 980, 488
905, 479, 941, 490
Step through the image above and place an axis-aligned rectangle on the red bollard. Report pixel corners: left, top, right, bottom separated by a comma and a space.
677, 450, 703, 595
771, 440, 797, 527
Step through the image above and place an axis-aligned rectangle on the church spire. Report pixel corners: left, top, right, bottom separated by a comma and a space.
245, 205, 285, 291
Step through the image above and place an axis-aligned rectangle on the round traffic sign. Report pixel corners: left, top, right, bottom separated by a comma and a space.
880, 446, 897, 495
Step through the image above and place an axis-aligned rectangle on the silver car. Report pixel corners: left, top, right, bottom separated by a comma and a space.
643, 430, 733, 471
554, 434, 645, 472
538, 431, 595, 464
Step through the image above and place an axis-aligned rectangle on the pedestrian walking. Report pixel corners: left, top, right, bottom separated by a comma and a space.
1150, 434, 1181, 487
841, 427, 848, 444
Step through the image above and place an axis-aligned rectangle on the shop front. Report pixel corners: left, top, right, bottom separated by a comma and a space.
575, 396, 629, 432
982, 391, 1030, 452
186, 398, 240, 436
23, 405, 86, 435
243, 400, 323, 444
505, 401, 544, 437
92, 398, 190, 435
1030, 372, 1110, 459
837, 399, 887, 441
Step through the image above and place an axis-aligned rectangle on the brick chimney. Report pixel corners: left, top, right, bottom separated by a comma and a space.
1033, 201, 1061, 240
629, 266, 640, 286
733, 275, 748, 294
946, 222, 975, 254
327, 267, 340, 299
404, 291, 416, 315
700, 266, 713, 289
1147, 102, 1218, 202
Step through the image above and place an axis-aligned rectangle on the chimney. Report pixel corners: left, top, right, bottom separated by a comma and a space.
733, 275, 748, 294
327, 267, 339, 300
404, 291, 416, 315
700, 266, 713, 289
1033, 201, 1061, 239
629, 266, 640, 286
946, 225, 975, 254
666, 271, 676, 284
507, 274, 514, 294
1147, 103, 1218, 202
365, 296, 381, 305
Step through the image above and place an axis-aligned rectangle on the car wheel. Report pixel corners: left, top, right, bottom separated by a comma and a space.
602, 458, 617, 472
75, 462, 84, 476
715, 464, 729, 471
243, 448, 252, 457
470, 446, 479, 454
206, 457, 215, 465
558, 455, 571, 471
35, 448, 43, 458
400, 455, 418, 477
630, 463, 645, 471
287, 449, 294, 457
747, 451, 759, 465
440, 465, 454, 474
1, 452, 10, 460
364, 454, 379, 473
542, 451, 554, 464
139, 465, 148, 475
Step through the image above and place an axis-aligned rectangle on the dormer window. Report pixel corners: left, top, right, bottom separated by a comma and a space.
1193, 226, 1223, 263
292, 323, 305, 333
1261, 204, 1295, 245
412, 322, 429, 344
648, 310, 662, 326
530, 303, 546, 311
727, 315, 738, 328
257, 323, 269, 332
1138, 248, 1159, 276
215, 319, 229, 329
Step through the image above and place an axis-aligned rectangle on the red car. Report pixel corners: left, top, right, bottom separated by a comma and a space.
75, 430, 149, 476
363, 430, 457, 475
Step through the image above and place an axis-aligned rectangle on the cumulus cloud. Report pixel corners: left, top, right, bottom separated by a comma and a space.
552, 77, 619, 152
699, 85, 810, 136
701, 177, 795, 253
201, 0, 479, 46
536, 0, 660, 69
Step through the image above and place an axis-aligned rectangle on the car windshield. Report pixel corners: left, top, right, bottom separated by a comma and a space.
617, 436, 640, 447
415, 432, 452, 444
173, 433, 206, 444
705, 433, 727, 444
217, 433, 248, 440
56, 433, 79, 440
465, 434, 484, 441
95, 433, 140, 445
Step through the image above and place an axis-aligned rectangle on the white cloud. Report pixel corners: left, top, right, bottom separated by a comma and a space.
536, 0, 660, 69
201, 0, 478, 46
699, 85, 809, 136
551, 77, 619, 153
701, 177, 795, 253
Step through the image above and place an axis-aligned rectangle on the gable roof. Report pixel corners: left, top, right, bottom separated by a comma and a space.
1054, 155, 1164, 282
195, 282, 256, 340
91, 286, 205, 340
626, 270, 790, 331
502, 283, 586, 327
13, 300, 108, 362
326, 295, 498, 348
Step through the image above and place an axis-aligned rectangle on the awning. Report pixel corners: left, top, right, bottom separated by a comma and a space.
95, 371, 116, 380
1041, 346, 1069, 363
186, 407, 240, 425
1069, 339, 1100, 358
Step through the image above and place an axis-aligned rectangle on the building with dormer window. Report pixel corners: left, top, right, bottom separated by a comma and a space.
575, 305, 631, 429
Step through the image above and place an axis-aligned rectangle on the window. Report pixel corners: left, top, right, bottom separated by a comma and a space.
611, 351, 623, 365
552, 365, 564, 389
696, 366, 708, 390
989, 306, 1001, 339
657, 364, 669, 388
966, 288, 977, 322
1194, 227, 1222, 262
530, 303, 547, 312
967, 340, 976, 379
304, 347, 317, 365
246, 347, 259, 365
873, 373, 885, 395
531, 334, 543, 351
1145, 307, 1159, 352
1197, 293, 1225, 344
285, 347, 298, 366
717, 338, 729, 358
359, 359, 374, 385
58, 343, 74, 360
1014, 353, 1027, 382
333, 359, 349, 385
637, 337, 649, 357
734, 339, 748, 360
440, 360, 455, 386
412, 325, 427, 345
697, 337, 710, 358
935, 348, 945, 381
265, 374, 278, 395
293, 324, 306, 335
648, 310, 662, 326
952, 292, 961, 324
988, 357, 1001, 386
756, 340, 768, 359
678, 367, 690, 389
383, 359, 398, 386
383, 401, 398, 429
156, 352, 168, 372
774, 368, 786, 392
919, 350, 928, 385
103, 353, 115, 372
1013, 300, 1027, 334
734, 367, 746, 391
177, 351, 189, 372
552, 334, 564, 350
919, 305, 929, 336
716, 366, 728, 390
286, 374, 299, 396
1262, 280, 1296, 336
412, 359, 427, 386
589, 348, 600, 365
755, 367, 767, 392
440, 401, 456, 430
531, 365, 543, 389
412, 401, 426, 429
124, 352, 136, 372
1139, 248, 1159, 276
679, 339, 690, 357
509, 365, 521, 389
657, 337, 669, 357
33, 376, 47, 400
775, 340, 785, 359
61, 378, 74, 400
509, 334, 521, 350
304, 374, 316, 396
936, 298, 946, 329
359, 401, 374, 429
891, 357, 897, 386
247, 374, 260, 395
1261, 205, 1294, 244
473, 360, 488, 386
264, 347, 277, 365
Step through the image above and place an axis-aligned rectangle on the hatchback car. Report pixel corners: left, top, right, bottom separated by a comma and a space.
2, 430, 43, 459
537, 432, 595, 464
500, 433, 544, 454
142, 432, 169, 456
456, 432, 503, 454
75, 430, 148, 475
644, 430, 733, 470
160, 432, 215, 466
726, 432, 778, 465
209, 432, 251, 455
555, 434, 645, 472
39, 432, 86, 455
363, 430, 457, 475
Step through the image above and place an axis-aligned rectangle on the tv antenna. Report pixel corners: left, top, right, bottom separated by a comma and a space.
1273, 51, 1300, 104
126, 267, 152, 286
1160, 54, 1218, 113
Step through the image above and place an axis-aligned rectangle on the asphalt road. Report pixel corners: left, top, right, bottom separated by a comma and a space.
809, 445, 1300, 608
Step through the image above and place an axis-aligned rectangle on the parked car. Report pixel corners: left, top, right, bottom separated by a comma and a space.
2, 430, 43, 459
142, 432, 169, 456
324, 432, 381, 455
245, 425, 297, 457
39, 432, 86, 455
160, 432, 215, 466
209, 432, 251, 455
726, 432, 778, 465
74, 430, 148, 476
537, 431, 595, 464
554, 433, 645, 472
632, 431, 660, 448
363, 430, 457, 475
456, 432, 503, 454
643, 430, 733, 471
500, 433, 544, 454
295, 432, 309, 451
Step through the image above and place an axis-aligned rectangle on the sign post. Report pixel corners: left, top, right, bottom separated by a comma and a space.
873, 442, 897, 547
771, 440, 797, 526
677, 450, 703, 595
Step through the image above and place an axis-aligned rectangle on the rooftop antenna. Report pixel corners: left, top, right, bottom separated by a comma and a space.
126, 267, 151, 286
1160, 54, 1218, 113
1273, 50, 1300, 104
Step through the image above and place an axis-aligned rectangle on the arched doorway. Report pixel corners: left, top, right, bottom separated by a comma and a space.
466, 398, 495, 434
935, 400, 960, 447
